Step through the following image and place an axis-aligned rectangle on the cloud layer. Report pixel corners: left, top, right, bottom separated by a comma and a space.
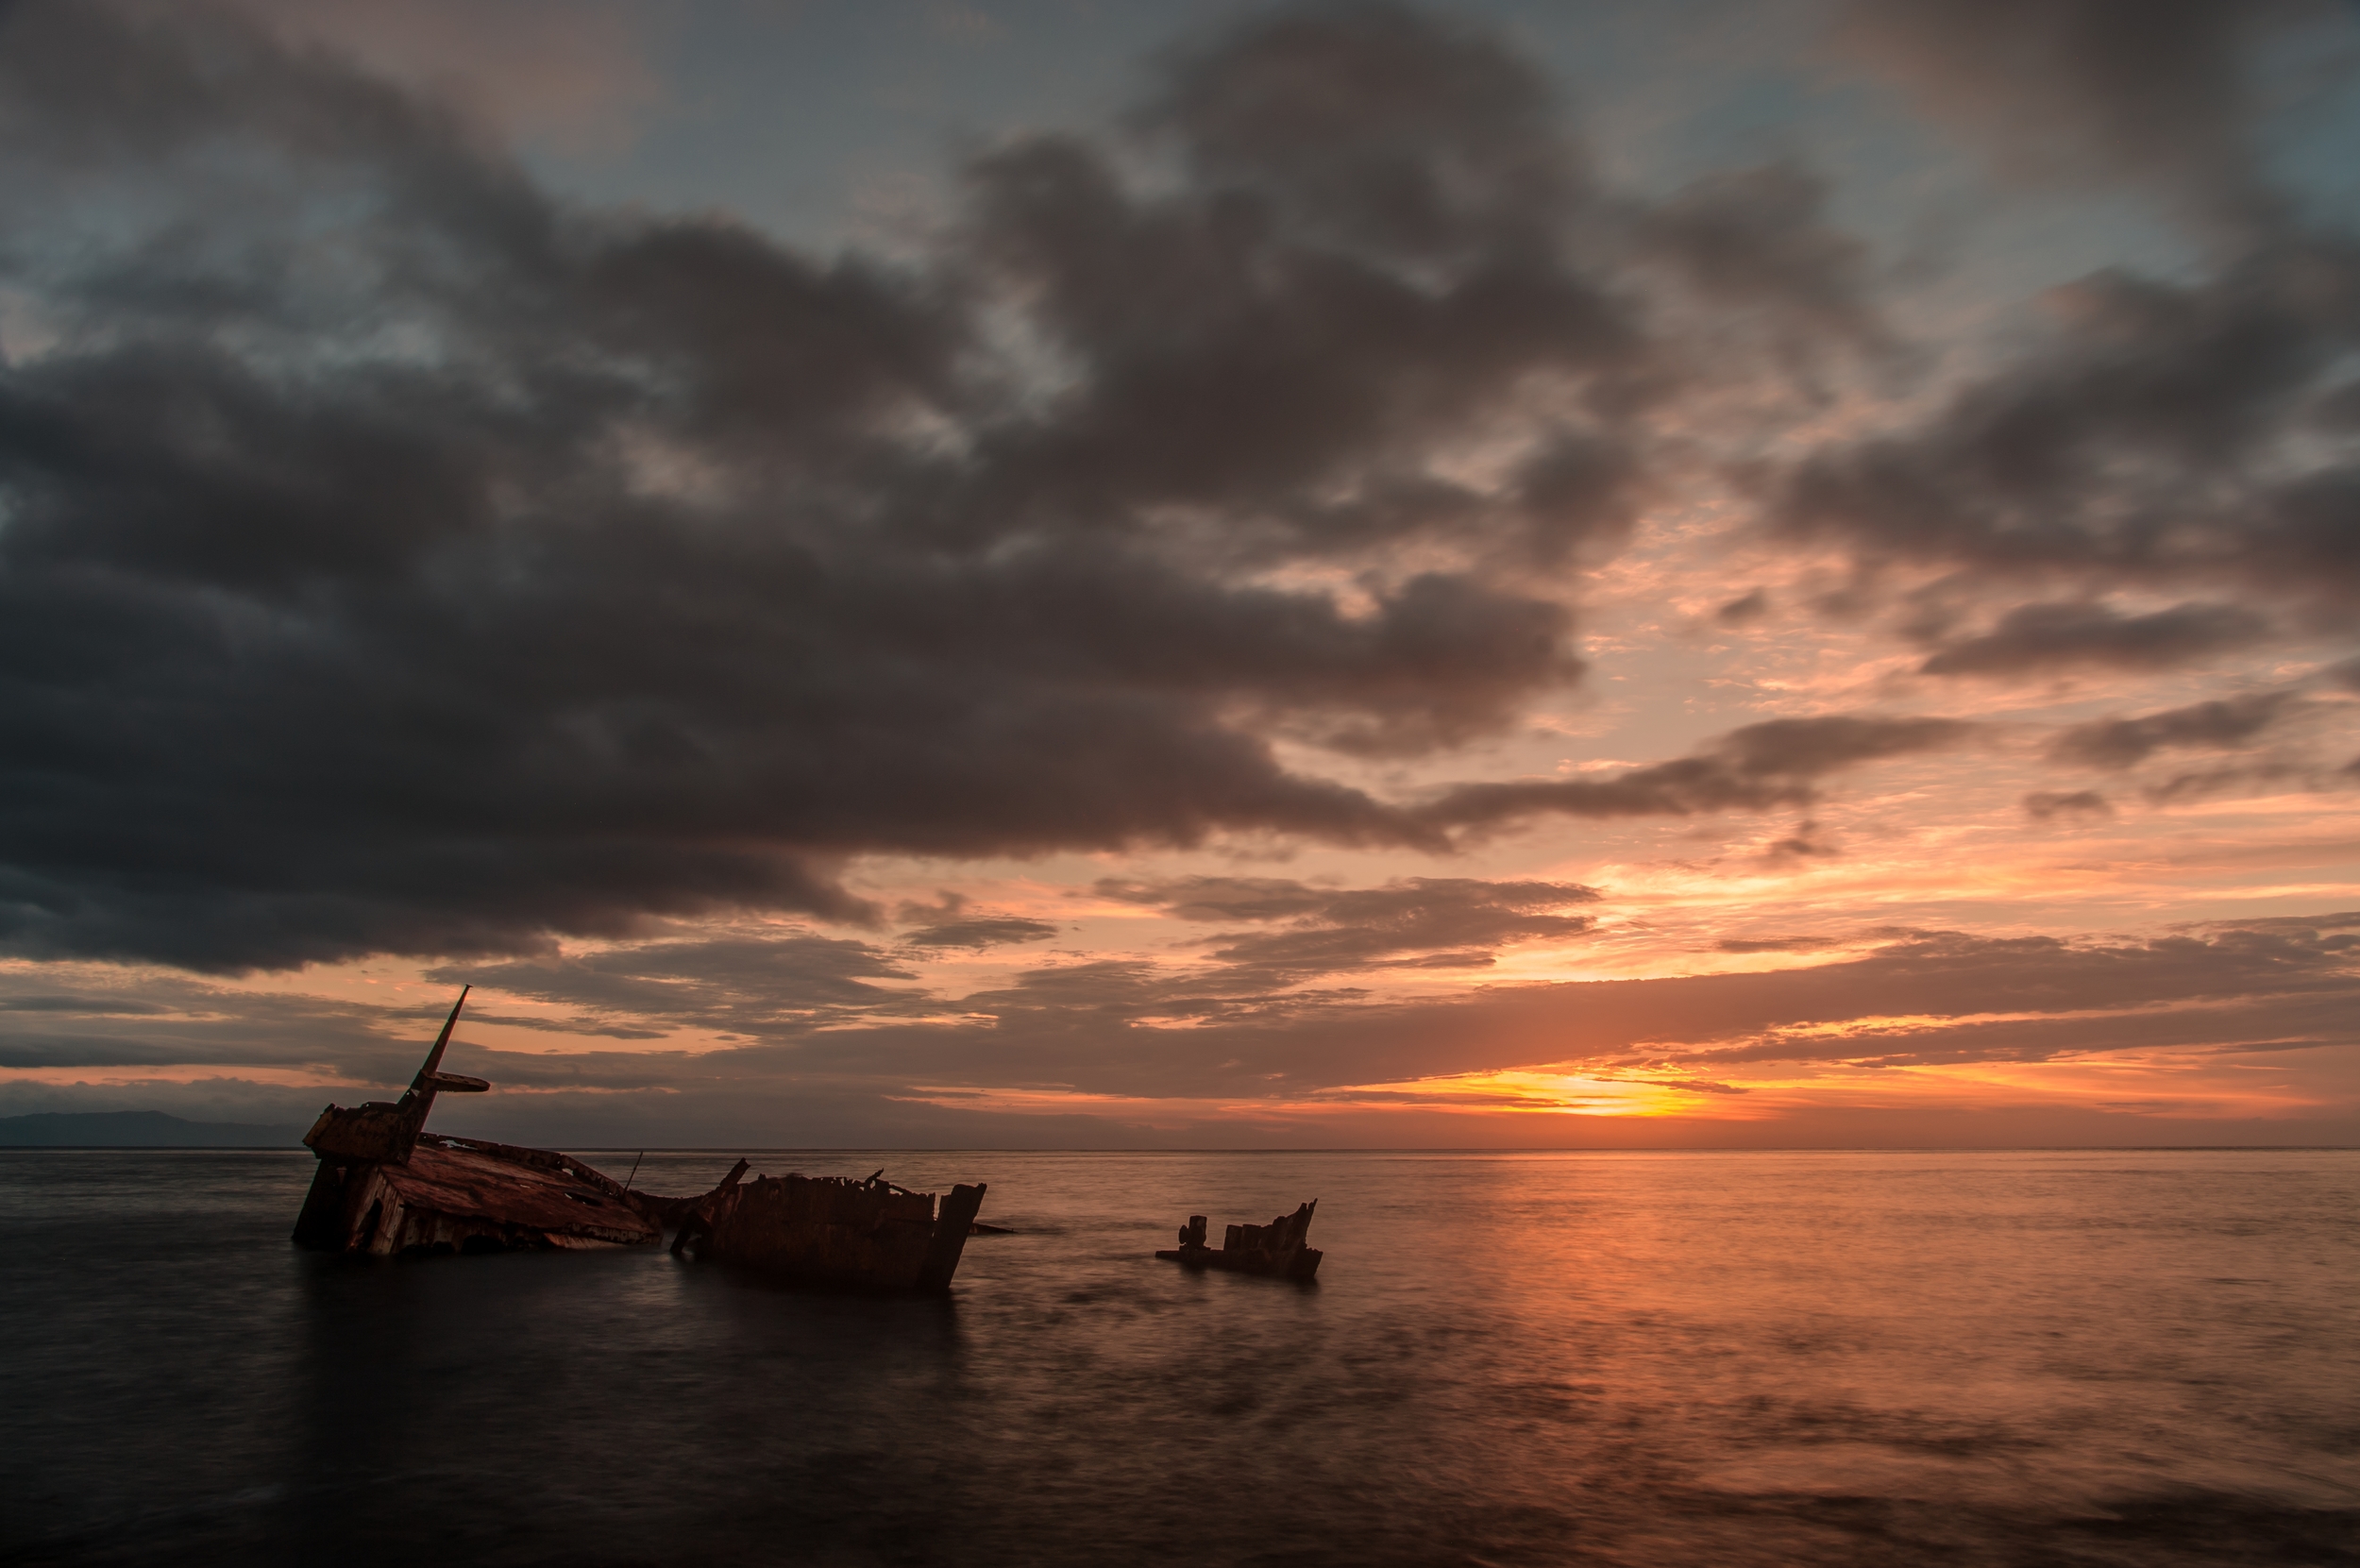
0, 1, 2355, 1150
0, 1, 1945, 969
6, 906, 2352, 1147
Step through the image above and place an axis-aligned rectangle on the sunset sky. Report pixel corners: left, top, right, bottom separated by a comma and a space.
2, 0, 2357, 1148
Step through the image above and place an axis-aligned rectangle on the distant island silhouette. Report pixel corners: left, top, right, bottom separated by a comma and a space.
0, 1111, 304, 1148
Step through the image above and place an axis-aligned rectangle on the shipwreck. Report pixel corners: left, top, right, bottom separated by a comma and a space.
666, 1160, 987, 1292
1156, 1201, 1323, 1281
292, 987, 990, 1291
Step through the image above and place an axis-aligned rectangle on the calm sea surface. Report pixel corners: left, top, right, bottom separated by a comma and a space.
1, 1148, 2354, 1566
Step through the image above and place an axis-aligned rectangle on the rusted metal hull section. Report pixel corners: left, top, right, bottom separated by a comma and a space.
294, 1134, 658, 1256
672, 1169, 988, 1292
1157, 1200, 1322, 1281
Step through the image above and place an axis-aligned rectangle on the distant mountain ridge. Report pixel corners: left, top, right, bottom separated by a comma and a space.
0, 1110, 305, 1147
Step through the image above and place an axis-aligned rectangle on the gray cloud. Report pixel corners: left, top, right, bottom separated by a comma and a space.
0, 1035, 203, 1070
1096, 873, 1602, 985
425, 873, 1612, 1047
1918, 600, 2270, 677
1415, 716, 1975, 832
1833, 0, 2341, 233
893, 893, 1060, 951
1714, 936, 1839, 953
0, 993, 169, 1015
1634, 161, 1886, 352
2023, 789, 2115, 820
2143, 763, 2301, 802
1772, 240, 2360, 625
0, 970, 454, 1084
896, 919, 1061, 951
1141, 0, 1581, 263
1091, 876, 1339, 924
1758, 818, 1839, 868
2048, 691, 2301, 768
1784, 0, 2360, 671
426, 934, 928, 1034
1714, 588, 1770, 626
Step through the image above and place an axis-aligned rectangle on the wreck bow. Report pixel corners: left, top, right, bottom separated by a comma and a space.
291, 987, 661, 1256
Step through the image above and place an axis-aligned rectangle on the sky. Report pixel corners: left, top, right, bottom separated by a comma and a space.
2, 0, 2357, 1149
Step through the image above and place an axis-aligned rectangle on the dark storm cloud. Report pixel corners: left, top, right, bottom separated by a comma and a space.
0, 3, 1567, 965
2047, 691, 2301, 768
1917, 601, 2270, 677
0, 1, 1943, 972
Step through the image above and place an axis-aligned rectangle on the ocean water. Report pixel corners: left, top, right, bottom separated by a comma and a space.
1, 1147, 2353, 1567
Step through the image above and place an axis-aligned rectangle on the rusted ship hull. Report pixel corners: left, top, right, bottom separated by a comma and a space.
293, 1132, 659, 1256
294, 988, 991, 1287
1156, 1200, 1322, 1281
670, 1166, 987, 1292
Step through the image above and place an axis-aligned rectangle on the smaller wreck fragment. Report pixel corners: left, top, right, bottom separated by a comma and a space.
293, 988, 660, 1256
1156, 1201, 1323, 1281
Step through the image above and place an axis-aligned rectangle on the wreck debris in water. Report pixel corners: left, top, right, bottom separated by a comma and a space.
668, 1161, 987, 1292
1156, 1201, 1322, 1280
293, 987, 993, 1291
